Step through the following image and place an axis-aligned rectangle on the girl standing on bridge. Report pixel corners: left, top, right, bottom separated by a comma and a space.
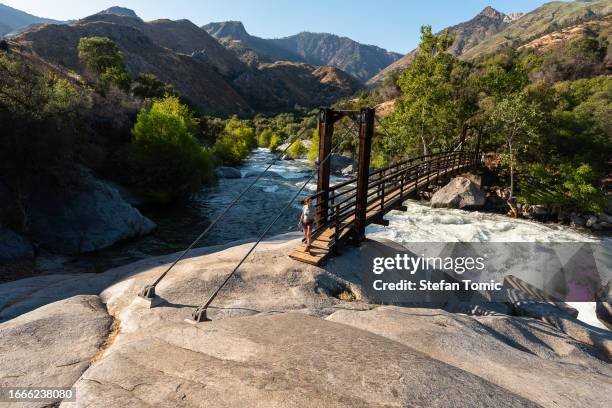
301, 197, 315, 251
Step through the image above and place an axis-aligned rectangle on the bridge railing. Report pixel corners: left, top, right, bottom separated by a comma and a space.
308, 148, 478, 242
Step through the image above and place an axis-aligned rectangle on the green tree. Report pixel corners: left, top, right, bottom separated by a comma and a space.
487, 91, 544, 204
131, 73, 174, 99
268, 133, 282, 152
78, 37, 124, 74
287, 139, 306, 159
129, 96, 213, 202
78, 37, 130, 90
384, 25, 475, 158
308, 128, 319, 163
213, 118, 256, 165
257, 128, 273, 148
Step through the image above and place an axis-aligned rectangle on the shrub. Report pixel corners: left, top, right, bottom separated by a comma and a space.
101, 66, 130, 91
213, 119, 256, 165
268, 133, 282, 152
308, 128, 319, 163
287, 139, 306, 159
129, 96, 214, 202
131, 73, 174, 99
258, 128, 273, 148
78, 37, 125, 75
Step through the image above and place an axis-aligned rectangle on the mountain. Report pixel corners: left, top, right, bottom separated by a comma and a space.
461, 0, 612, 59
203, 21, 402, 81
0, 2, 64, 37
368, 6, 518, 84
12, 7, 361, 115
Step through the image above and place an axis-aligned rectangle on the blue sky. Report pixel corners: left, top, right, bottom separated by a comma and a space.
5, 0, 563, 53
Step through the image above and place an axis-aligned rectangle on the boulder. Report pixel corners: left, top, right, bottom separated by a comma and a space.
0, 295, 112, 406
27, 171, 156, 254
599, 213, 612, 224
328, 307, 612, 408
329, 154, 354, 174
215, 166, 242, 179
105, 181, 145, 206
596, 280, 612, 330
244, 170, 283, 178
586, 215, 598, 228
280, 154, 295, 161
340, 164, 355, 176
431, 177, 486, 209
570, 214, 586, 227
0, 228, 34, 261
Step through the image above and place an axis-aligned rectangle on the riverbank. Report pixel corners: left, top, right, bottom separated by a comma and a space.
1, 234, 610, 408
2, 148, 609, 285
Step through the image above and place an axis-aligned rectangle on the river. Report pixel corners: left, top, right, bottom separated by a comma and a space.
41, 149, 609, 327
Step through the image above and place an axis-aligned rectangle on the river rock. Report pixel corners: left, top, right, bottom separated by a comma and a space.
215, 166, 242, 179
0, 295, 112, 406
0, 228, 34, 261
431, 177, 486, 209
340, 164, 355, 176
570, 215, 586, 227
27, 171, 156, 254
596, 280, 612, 330
586, 215, 598, 228
244, 170, 283, 178
328, 306, 612, 408
330, 154, 354, 174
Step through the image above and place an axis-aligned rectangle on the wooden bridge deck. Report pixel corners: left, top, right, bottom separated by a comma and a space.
289, 160, 473, 265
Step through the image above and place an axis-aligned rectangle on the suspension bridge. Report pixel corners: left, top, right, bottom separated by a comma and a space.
136, 107, 482, 321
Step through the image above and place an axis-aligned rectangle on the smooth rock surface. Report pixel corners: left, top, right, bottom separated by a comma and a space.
0, 295, 112, 406
328, 306, 612, 408
431, 177, 486, 209
0, 228, 34, 261
215, 166, 242, 179
61, 313, 537, 408
27, 171, 156, 254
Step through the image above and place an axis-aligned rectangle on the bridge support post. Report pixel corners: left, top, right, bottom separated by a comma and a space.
353, 107, 375, 244
316, 108, 334, 228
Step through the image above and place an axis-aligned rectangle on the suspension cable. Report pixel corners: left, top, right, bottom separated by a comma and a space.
190, 120, 359, 321
139, 120, 315, 299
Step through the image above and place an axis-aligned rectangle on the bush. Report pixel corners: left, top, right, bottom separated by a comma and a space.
308, 128, 319, 163
78, 37, 125, 75
131, 73, 174, 99
257, 128, 273, 148
287, 139, 306, 159
268, 133, 282, 152
101, 66, 130, 91
129, 96, 214, 202
213, 119, 256, 165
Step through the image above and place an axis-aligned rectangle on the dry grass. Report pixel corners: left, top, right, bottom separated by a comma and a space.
91, 317, 121, 365
337, 290, 356, 302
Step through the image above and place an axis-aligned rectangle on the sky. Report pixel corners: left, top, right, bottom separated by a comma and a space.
4, 0, 563, 53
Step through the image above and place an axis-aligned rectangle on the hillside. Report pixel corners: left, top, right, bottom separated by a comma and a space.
368, 6, 518, 85
12, 8, 361, 115
0, 2, 64, 37
519, 15, 611, 52
203, 21, 402, 82
461, 0, 612, 59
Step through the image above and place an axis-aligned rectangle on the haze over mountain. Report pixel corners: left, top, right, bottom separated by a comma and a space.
11, 7, 361, 115
0, 2, 65, 37
369, 0, 612, 85
203, 21, 402, 82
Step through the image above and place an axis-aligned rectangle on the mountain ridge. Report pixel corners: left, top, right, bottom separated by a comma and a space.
12, 8, 362, 115
203, 21, 402, 81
